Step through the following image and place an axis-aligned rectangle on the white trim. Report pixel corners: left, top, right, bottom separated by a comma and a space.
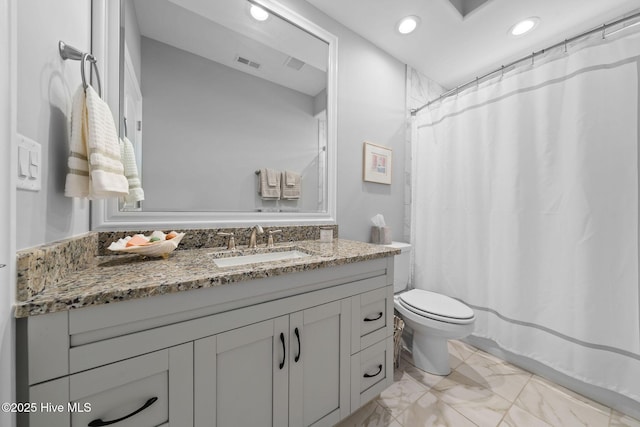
91, 0, 338, 230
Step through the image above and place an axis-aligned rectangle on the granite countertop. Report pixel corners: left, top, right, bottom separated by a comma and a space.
14, 239, 399, 318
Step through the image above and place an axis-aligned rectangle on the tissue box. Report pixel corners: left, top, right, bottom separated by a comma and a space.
371, 226, 392, 244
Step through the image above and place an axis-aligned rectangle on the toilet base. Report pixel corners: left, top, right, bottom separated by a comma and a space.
412, 333, 451, 376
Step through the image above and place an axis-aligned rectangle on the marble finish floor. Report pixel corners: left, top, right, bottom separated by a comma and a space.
336, 340, 640, 427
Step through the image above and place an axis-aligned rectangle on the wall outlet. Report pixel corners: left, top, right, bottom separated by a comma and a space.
16, 134, 42, 191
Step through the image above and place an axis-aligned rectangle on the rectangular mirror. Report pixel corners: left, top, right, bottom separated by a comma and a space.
91, 0, 337, 229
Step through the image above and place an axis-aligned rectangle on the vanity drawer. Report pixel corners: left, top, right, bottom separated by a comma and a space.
350, 336, 394, 409
351, 286, 394, 354
69, 343, 192, 427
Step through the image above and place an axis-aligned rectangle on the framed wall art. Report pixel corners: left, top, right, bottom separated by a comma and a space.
363, 142, 392, 184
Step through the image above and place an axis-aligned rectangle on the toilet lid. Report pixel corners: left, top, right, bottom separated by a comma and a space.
399, 289, 474, 323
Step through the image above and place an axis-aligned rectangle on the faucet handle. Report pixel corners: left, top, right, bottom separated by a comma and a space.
267, 230, 282, 248
217, 232, 236, 250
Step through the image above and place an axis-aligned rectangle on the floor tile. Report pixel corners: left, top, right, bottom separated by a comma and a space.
397, 352, 448, 389
449, 340, 477, 362
376, 375, 428, 418
610, 410, 640, 427
383, 339, 639, 427
499, 404, 553, 427
395, 391, 477, 427
335, 400, 400, 427
455, 351, 532, 402
514, 377, 610, 426
432, 370, 512, 426
532, 376, 611, 414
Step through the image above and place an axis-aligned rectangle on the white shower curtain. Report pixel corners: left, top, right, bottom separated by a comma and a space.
413, 28, 640, 402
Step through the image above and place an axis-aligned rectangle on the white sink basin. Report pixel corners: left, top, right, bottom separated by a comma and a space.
213, 250, 311, 268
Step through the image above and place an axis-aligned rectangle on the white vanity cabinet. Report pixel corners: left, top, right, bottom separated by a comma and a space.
195, 299, 351, 427
17, 257, 395, 427
195, 318, 288, 427
288, 300, 351, 426
26, 344, 193, 427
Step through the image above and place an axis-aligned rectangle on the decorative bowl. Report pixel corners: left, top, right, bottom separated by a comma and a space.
107, 231, 185, 258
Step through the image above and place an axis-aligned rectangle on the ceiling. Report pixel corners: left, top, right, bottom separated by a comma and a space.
133, 0, 327, 97
305, 0, 640, 89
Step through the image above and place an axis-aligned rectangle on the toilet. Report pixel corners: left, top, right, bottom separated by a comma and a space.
389, 242, 475, 375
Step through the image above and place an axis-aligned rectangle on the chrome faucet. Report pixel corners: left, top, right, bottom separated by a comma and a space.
267, 229, 282, 248
217, 232, 236, 251
248, 225, 264, 249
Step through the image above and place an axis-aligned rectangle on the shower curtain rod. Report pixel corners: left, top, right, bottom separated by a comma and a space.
410, 10, 640, 116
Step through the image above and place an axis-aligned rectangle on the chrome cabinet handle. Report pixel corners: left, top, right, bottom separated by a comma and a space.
88, 397, 157, 426
363, 364, 383, 378
294, 327, 301, 363
363, 312, 383, 322
279, 332, 286, 369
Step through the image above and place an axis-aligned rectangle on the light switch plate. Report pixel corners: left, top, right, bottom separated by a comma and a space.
16, 134, 42, 191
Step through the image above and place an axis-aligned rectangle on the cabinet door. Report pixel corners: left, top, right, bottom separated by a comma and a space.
195, 316, 289, 427
289, 299, 351, 427
68, 343, 192, 427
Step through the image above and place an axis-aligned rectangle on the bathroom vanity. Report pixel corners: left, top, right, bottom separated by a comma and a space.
15, 236, 398, 427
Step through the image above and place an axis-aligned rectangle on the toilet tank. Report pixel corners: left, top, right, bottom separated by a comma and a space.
386, 242, 412, 293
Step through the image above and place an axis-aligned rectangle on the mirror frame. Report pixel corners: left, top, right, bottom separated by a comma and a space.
91, 0, 338, 230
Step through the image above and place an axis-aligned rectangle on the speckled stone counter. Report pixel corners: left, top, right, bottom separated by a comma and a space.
14, 239, 398, 318
97, 225, 339, 255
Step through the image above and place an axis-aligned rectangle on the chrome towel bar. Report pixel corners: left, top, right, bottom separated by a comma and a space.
58, 40, 102, 97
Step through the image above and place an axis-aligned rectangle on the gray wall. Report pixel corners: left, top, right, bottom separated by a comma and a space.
0, 0, 13, 424
140, 37, 321, 212
124, 0, 141, 86
4, 2, 405, 424
15, 0, 92, 250
13, 0, 407, 247
277, 0, 407, 242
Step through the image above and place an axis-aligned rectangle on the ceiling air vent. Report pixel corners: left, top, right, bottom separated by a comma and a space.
236, 56, 261, 69
284, 56, 305, 71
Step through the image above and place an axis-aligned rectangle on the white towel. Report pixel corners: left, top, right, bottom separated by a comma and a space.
85, 86, 129, 198
258, 168, 281, 199
285, 170, 297, 187
65, 86, 128, 199
281, 170, 301, 199
266, 168, 278, 187
119, 137, 145, 203
64, 87, 90, 198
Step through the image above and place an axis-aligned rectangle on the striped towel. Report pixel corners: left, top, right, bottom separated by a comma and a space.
119, 137, 145, 203
64, 87, 90, 198
64, 86, 129, 199
281, 170, 301, 199
85, 86, 128, 198
258, 168, 281, 199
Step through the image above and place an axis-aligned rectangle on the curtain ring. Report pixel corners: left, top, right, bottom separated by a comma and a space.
601, 24, 606, 39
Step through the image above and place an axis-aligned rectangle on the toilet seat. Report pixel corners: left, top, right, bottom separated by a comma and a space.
399, 289, 475, 325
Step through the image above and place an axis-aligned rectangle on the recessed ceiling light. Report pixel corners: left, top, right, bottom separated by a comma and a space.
509, 17, 540, 36
249, 4, 269, 22
397, 16, 421, 35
